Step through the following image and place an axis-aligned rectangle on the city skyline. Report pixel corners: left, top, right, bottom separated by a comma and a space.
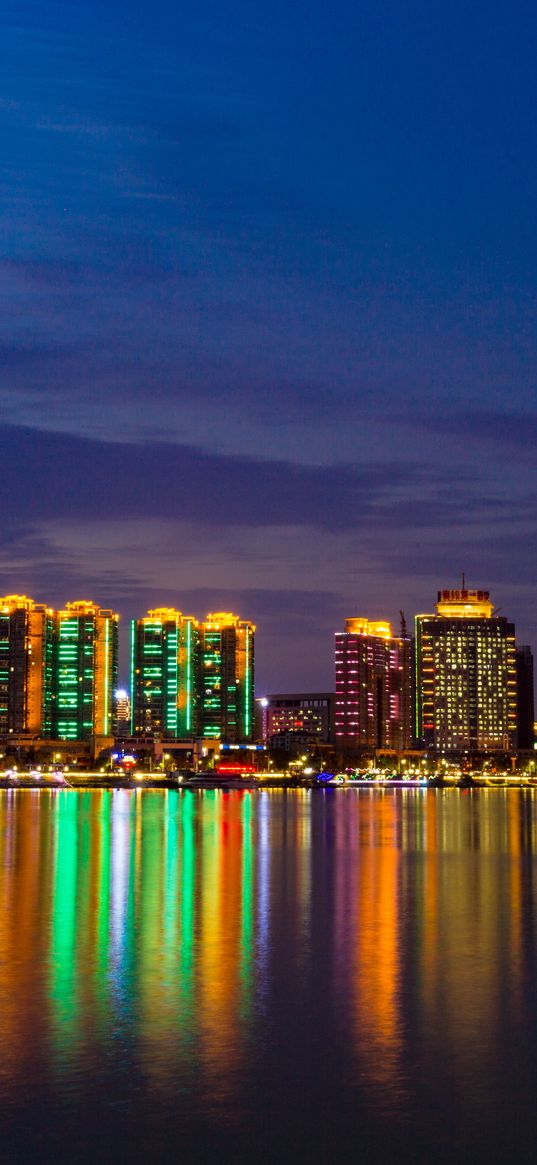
1, 1, 536, 693
0, 580, 532, 703
0, 585, 532, 760
2, 6, 537, 1163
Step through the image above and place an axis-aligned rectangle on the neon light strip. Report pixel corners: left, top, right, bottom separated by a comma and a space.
186, 620, 191, 732
104, 617, 110, 735
244, 628, 250, 738
130, 620, 135, 734
414, 619, 420, 741
168, 628, 178, 733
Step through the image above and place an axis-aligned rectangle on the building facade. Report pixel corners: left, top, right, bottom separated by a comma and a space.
0, 595, 119, 743
113, 688, 131, 738
415, 589, 517, 754
130, 608, 200, 740
201, 613, 255, 741
335, 618, 411, 751
264, 692, 334, 744
0, 595, 55, 736
55, 601, 119, 741
516, 645, 534, 751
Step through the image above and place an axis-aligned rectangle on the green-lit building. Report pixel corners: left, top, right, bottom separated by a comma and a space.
54, 601, 119, 741
201, 612, 255, 742
131, 608, 201, 739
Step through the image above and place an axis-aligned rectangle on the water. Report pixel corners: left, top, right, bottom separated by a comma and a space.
1, 787, 537, 1163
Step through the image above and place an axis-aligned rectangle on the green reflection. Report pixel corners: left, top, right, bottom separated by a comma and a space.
50, 792, 79, 1047
95, 792, 112, 1026
164, 791, 179, 952
179, 792, 195, 1019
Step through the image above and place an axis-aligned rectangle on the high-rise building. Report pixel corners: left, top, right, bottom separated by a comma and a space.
335, 618, 411, 750
415, 588, 517, 754
0, 595, 55, 736
55, 601, 119, 740
201, 613, 255, 741
130, 608, 200, 739
516, 645, 534, 750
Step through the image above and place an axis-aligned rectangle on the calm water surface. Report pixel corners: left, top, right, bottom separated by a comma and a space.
1, 787, 537, 1163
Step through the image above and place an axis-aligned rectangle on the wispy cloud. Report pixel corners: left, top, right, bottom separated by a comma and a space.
409, 410, 537, 450
0, 423, 507, 533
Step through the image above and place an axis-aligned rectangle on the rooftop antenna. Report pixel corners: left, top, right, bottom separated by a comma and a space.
462, 571, 465, 589
399, 610, 408, 639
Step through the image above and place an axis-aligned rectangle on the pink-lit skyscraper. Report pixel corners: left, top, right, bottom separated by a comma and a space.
335, 618, 411, 752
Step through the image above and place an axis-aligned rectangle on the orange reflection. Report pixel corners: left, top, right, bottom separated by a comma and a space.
415, 791, 527, 1105
197, 792, 250, 1107
0, 792, 52, 1086
351, 794, 403, 1094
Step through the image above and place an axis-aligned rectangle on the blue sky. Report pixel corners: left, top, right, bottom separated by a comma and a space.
1, 0, 536, 687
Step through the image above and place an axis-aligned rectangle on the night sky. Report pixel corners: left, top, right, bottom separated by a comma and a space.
2, 0, 536, 690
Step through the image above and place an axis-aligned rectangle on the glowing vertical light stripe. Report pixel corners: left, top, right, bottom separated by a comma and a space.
186, 619, 192, 732
240, 793, 253, 1018
179, 792, 195, 1039
244, 627, 250, 738
95, 792, 112, 1027
414, 618, 420, 741
163, 793, 179, 1000
50, 792, 79, 1049
257, 793, 270, 986
111, 791, 131, 966
104, 617, 110, 735
130, 620, 136, 734
169, 626, 178, 735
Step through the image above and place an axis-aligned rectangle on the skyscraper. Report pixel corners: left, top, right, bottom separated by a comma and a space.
0, 594, 55, 736
54, 601, 119, 741
130, 608, 200, 739
335, 618, 411, 751
201, 613, 255, 742
415, 588, 517, 754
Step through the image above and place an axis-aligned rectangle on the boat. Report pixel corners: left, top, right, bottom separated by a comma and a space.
171, 770, 256, 790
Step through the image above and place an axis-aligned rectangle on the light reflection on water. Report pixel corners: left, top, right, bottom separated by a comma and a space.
1, 788, 537, 1162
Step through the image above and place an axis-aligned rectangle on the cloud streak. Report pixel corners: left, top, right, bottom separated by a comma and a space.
0, 423, 515, 533
410, 411, 537, 451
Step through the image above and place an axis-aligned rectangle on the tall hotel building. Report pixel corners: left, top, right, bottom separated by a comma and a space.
131, 608, 200, 739
415, 588, 517, 754
201, 613, 255, 742
55, 601, 119, 740
335, 618, 411, 751
0, 595, 55, 736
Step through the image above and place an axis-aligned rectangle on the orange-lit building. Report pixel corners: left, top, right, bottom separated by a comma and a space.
0, 594, 55, 736
415, 588, 517, 754
335, 618, 411, 751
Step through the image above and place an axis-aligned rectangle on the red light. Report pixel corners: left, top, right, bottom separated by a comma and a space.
216, 763, 257, 774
